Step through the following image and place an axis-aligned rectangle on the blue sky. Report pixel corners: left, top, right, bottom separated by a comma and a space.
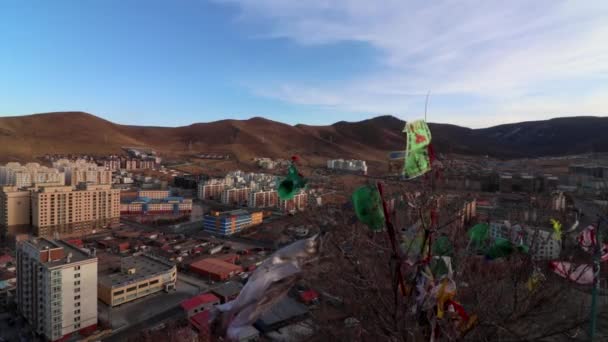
1, 0, 607, 128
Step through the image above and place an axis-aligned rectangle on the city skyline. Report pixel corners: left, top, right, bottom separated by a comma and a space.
1, 1, 607, 128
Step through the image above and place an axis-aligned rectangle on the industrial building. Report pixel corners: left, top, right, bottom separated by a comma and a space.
202, 209, 263, 236
16, 238, 98, 341
98, 254, 177, 307
189, 257, 243, 281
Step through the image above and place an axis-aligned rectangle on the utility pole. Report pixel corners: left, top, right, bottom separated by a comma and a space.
589, 217, 602, 341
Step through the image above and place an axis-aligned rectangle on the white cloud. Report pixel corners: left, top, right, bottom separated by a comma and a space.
220, 0, 608, 127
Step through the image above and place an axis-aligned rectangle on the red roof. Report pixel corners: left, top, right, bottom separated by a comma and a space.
65, 239, 84, 248
181, 293, 220, 311
300, 289, 319, 303
189, 310, 210, 331
0, 254, 13, 265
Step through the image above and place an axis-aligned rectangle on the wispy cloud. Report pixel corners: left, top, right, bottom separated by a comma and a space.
219, 0, 608, 127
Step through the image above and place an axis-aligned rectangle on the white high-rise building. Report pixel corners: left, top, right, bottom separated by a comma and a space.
17, 238, 98, 341
53, 159, 111, 186
0, 163, 65, 189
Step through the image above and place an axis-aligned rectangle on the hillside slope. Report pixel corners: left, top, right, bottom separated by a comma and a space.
0, 112, 606, 163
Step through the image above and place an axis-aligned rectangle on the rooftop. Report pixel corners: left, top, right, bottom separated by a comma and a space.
256, 296, 309, 333
211, 281, 243, 299
98, 254, 175, 288
26, 238, 94, 267
180, 293, 220, 311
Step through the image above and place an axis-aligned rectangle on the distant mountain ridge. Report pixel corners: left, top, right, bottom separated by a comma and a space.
0, 111, 606, 163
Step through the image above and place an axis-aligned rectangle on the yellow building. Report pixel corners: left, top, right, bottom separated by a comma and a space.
31, 184, 120, 238
251, 211, 263, 226
98, 254, 177, 307
0, 186, 31, 236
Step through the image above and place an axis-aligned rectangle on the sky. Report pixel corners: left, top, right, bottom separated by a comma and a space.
1, 0, 607, 128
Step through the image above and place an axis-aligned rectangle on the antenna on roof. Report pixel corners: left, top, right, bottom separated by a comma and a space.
424, 90, 431, 122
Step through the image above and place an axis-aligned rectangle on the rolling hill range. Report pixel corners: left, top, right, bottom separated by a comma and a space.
0, 112, 606, 164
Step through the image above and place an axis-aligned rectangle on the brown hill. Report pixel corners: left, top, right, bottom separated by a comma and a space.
0, 112, 606, 164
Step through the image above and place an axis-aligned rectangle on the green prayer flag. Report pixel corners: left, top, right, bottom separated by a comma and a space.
432, 235, 453, 256
467, 223, 489, 250
403, 120, 432, 178
352, 185, 385, 232
485, 238, 529, 260
278, 164, 307, 200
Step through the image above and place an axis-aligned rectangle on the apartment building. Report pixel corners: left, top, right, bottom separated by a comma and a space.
0, 186, 31, 234
279, 191, 308, 213
489, 221, 561, 260
16, 238, 97, 341
221, 187, 250, 206
53, 159, 112, 186
198, 181, 226, 200
32, 184, 120, 238
98, 254, 176, 307
137, 190, 170, 200
0, 163, 65, 189
248, 190, 279, 208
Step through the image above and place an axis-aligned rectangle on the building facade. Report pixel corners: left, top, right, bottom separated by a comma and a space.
32, 184, 120, 238
17, 238, 97, 341
221, 187, 250, 206
0, 186, 31, 234
202, 209, 262, 236
98, 254, 177, 307
0, 163, 65, 189
279, 191, 308, 213
53, 159, 111, 186
248, 190, 278, 208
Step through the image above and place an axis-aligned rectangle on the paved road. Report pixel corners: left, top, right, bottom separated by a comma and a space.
103, 306, 183, 342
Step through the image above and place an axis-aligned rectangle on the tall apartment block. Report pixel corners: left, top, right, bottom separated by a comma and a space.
221, 187, 250, 206
279, 191, 308, 212
0, 163, 65, 189
0, 186, 31, 237
53, 159, 112, 186
198, 181, 226, 200
17, 238, 98, 341
248, 190, 279, 208
32, 184, 120, 238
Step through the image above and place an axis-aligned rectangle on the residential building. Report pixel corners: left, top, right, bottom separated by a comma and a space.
16, 238, 98, 341
137, 190, 170, 200
0, 163, 65, 189
53, 159, 111, 186
327, 159, 368, 175
0, 186, 31, 235
202, 209, 262, 236
180, 293, 220, 318
489, 221, 561, 260
248, 190, 278, 208
279, 191, 308, 213
198, 181, 226, 200
222, 187, 250, 206
32, 184, 120, 238
120, 197, 192, 215
98, 254, 177, 307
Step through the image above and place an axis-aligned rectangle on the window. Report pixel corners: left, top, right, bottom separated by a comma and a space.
74, 280, 80, 286
138, 283, 148, 289
75, 288, 80, 293
74, 295, 80, 300
74, 323, 80, 329
149, 279, 159, 285
127, 286, 136, 292
113, 290, 124, 296
74, 273, 80, 278
74, 316, 80, 322
74, 309, 80, 315
75, 302, 80, 307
